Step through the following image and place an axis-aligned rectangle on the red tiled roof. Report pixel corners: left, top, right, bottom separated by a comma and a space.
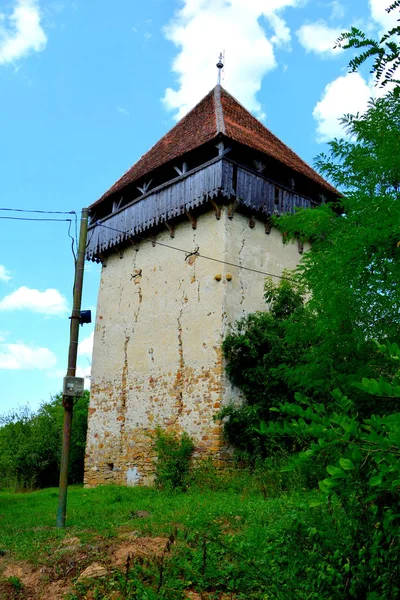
92, 86, 336, 208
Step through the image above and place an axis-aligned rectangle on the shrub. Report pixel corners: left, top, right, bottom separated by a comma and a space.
262, 341, 400, 599
152, 427, 195, 491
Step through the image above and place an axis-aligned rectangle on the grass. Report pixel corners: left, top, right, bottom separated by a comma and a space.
0, 471, 330, 599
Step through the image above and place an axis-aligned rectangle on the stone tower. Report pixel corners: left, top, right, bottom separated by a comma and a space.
84, 85, 336, 487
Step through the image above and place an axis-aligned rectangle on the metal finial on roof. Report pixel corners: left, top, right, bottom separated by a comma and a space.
216, 52, 224, 86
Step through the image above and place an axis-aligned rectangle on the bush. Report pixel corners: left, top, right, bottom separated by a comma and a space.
262, 341, 400, 598
152, 427, 195, 491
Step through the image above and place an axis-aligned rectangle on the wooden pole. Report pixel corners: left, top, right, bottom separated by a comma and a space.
56, 207, 89, 528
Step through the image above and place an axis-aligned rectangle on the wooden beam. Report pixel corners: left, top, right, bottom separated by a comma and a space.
216, 141, 232, 157
209, 198, 221, 220
165, 221, 175, 238
112, 197, 123, 213
227, 199, 239, 219
137, 179, 153, 195
298, 239, 304, 254
173, 162, 188, 176
186, 210, 197, 229
253, 160, 266, 173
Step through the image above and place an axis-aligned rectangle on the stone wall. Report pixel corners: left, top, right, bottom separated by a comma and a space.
84, 209, 304, 487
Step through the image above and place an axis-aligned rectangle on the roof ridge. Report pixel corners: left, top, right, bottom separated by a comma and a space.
214, 84, 226, 135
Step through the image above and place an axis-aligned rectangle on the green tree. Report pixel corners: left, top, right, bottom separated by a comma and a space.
0, 391, 89, 490
220, 277, 306, 459
275, 90, 400, 410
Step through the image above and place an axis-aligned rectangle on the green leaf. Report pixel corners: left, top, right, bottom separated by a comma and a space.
318, 480, 330, 493
326, 465, 346, 478
339, 458, 355, 470
321, 477, 338, 488
369, 475, 382, 486
309, 499, 323, 507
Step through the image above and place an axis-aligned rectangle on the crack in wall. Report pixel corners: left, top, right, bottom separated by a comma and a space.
192, 230, 201, 303
172, 282, 186, 425
238, 226, 247, 309
118, 250, 143, 456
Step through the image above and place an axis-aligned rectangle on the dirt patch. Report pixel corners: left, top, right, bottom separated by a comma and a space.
45, 580, 73, 600
113, 536, 169, 567
2, 562, 42, 589
0, 535, 171, 599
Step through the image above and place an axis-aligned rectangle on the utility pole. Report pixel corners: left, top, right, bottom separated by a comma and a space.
56, 207, 89, 528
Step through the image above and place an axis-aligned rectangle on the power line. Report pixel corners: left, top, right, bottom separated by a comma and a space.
0, 213, 77, 261
0, 216, 73, 222
95, 222, 293, 282
0, 207, 78, 257
0, 208, 75, 215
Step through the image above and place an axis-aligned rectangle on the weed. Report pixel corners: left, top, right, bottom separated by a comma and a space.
152, 427, 194, 491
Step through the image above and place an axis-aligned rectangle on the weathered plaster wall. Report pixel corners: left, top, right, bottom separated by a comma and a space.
84, 209, 304, 486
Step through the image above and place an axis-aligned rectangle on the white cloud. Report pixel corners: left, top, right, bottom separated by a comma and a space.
0, 286, 69, 315
0, 342, 57, 370
329, 1, 345, 20
78, 331, 94, 356
162, 0, 304, 120
369, 0, 398, 32
0, 265, 11, 282
313, 72, 371, 142
0, 0, 47, 66
297, 20, 343, 56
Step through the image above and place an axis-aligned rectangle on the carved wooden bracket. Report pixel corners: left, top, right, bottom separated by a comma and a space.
227, 200, 239, 219
209, 198, 221, 220
298, 239, 304, 254
186, 210, 197, 229
265, 217, 272, 235
249, 215, 256, 229
150, 236, 157, 248
166, 221, 175, 238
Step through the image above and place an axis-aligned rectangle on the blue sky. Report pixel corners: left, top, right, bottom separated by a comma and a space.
0, 0, 394, 413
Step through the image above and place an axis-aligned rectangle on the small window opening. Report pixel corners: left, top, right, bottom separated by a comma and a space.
106, 462, 114, 471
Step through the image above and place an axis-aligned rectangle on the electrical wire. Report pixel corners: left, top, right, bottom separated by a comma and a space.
0, 216, 74, 222
0, 208, 75, 215
0, 212, 78, 263
67, 220, 77, 263
95, 221, 294, 282
74, 212, 78, 256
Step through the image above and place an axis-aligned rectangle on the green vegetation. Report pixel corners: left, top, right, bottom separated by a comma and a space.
153, 427, 195, 491
218, 7, 400, 598
0, 391, 89, 491
0, 475, 342, 599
